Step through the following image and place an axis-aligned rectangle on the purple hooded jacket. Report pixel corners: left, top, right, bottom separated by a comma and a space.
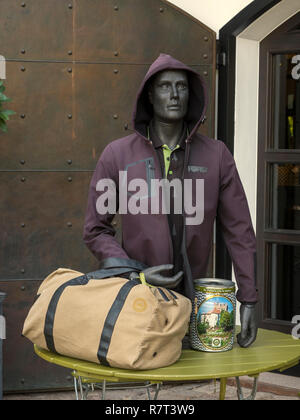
83, 54, 258, 304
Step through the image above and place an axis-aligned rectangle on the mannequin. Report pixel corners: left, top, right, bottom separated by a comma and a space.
84, 55, 258, 349
130, 69, 257, 348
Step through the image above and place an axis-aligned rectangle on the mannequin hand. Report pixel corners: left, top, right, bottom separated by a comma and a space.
237, 304, 258, 348
131, 264, 183, 289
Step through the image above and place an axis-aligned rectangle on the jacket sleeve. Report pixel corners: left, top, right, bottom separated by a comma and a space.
217, 142, 258, 304
83, 144, 130, 262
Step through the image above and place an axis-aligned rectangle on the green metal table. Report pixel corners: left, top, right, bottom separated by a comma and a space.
34, 328, 300, 400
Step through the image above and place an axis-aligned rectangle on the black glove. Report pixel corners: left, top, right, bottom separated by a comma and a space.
129, 264, 183, 289
237, 303, 258, 348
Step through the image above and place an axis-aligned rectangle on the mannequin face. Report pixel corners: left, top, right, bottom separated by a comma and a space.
148, 70, 189, 123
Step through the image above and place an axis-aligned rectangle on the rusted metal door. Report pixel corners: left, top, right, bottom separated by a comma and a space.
0, 0, 216, 391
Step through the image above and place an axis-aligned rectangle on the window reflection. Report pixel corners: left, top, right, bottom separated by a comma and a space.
271, 163, 300, 230
269, 244, 300, 321
272, 54, 300, 149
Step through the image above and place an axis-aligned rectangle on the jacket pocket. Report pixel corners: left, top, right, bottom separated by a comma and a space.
124, 157, 156, 198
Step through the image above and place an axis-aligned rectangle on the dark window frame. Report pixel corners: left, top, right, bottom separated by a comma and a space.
257, 12, 300, 333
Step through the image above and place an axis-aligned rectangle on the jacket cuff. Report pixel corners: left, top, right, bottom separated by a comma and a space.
99, 257, 148, 272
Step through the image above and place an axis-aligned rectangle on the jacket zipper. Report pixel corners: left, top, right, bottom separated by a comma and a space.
151, 146, 174, 264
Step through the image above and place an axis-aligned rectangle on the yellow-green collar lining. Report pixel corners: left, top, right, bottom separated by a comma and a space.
147, 126, 183, 177
161, 144, 180, 177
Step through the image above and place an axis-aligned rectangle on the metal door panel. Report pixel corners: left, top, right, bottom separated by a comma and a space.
73, 0, 215, 65
0, 0, 73, 61
115, 0, 215, 65
0, 171, 98, 281
73, 63, 149, 169
0, 62, 73, 170
0, 280, 72, 392
74, 0, 116, 61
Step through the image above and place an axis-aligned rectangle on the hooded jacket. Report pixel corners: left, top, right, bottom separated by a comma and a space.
83, 54, 258, 304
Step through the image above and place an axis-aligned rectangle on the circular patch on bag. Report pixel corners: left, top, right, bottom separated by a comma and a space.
133, 298, 147, 313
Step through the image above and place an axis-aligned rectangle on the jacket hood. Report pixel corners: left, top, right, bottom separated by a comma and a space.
133, 53, 208, 142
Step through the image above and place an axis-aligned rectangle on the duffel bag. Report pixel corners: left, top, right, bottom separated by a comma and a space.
22, 268, 192, 370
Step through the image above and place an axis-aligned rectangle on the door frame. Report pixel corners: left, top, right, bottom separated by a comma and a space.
257, 12, 300, 333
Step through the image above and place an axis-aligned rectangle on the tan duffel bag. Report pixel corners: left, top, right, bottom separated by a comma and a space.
23, 268, 192, 370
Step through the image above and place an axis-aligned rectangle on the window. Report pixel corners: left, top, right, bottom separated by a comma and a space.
271, 53, 300, 150
258, 13, 300, 333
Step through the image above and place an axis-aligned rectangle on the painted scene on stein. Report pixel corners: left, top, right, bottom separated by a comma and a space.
196, 297, 235, 350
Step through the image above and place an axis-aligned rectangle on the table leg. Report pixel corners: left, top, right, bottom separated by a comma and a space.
236, 376, 259, 400
146, 383, 161, 400
77, 376, 89, 400
73, 376, 161, 400
219, 378, 227, 400
152, 383, 161, 400
101, 380, 107, 400
74, 376, 79, 401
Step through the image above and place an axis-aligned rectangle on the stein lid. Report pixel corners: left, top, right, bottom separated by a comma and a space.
194, 278, 235, 288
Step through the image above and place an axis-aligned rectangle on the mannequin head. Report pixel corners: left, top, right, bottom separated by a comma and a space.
148, 69, 189, 124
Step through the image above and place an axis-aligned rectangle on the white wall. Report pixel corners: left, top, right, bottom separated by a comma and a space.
168, 0, 254, 35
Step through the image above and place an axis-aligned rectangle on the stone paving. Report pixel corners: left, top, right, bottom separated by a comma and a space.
4, 379, 299, 400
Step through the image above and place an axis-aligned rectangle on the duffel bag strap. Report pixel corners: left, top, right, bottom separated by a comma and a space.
97, 280, 139, 366
83, 258, 148, 281
44, 274, 90, 353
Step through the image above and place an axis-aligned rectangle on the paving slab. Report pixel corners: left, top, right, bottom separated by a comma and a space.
3, 379, 300, 400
